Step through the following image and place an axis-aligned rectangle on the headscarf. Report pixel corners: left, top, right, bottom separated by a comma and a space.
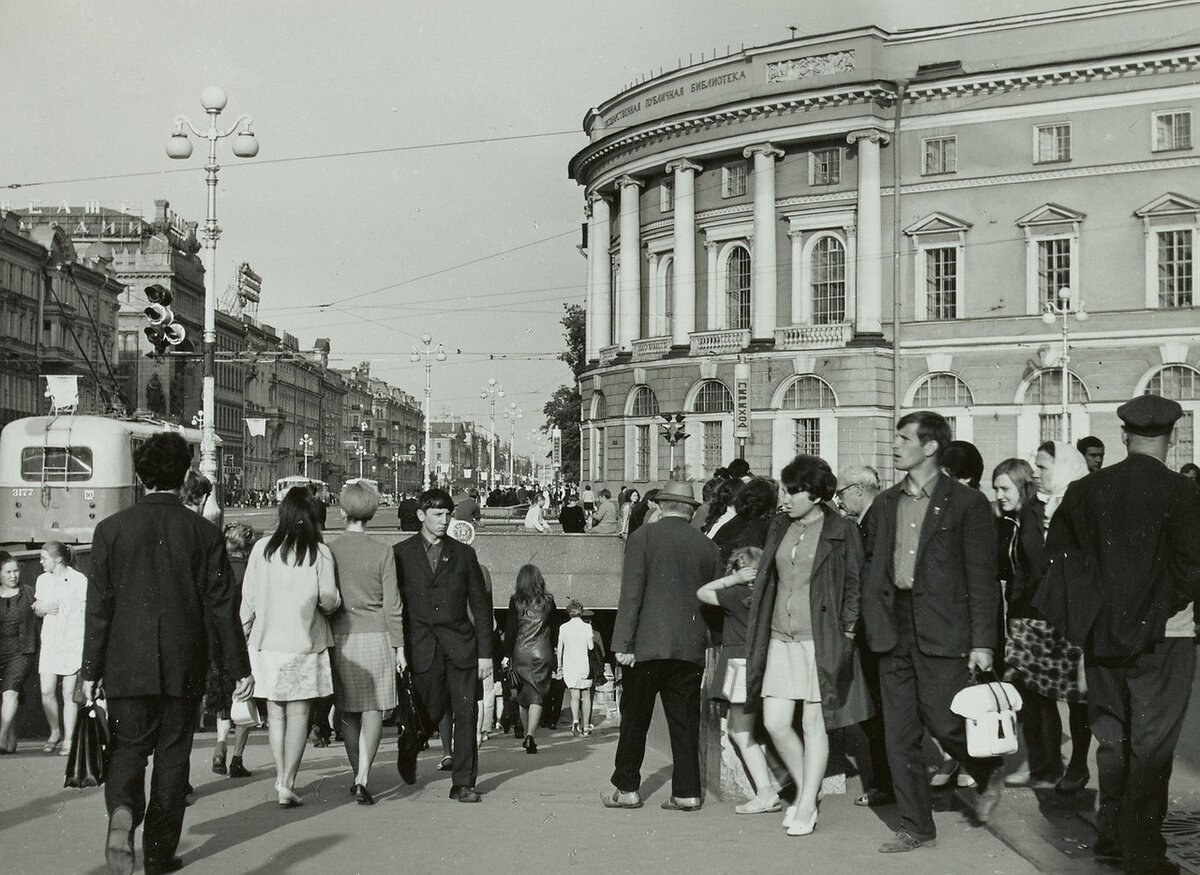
1038, 440, 1089, 524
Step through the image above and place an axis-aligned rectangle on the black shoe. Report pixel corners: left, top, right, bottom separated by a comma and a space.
879, 831, 937, 854
105, 807, 135, 875
523, 735, 538, 754
227, 756, 251, 779
144, 857, 184, 875
211, 748, 227, 775
352, 784, 375, 806
449, 785, 482, 803
1093, 837, 1123, 859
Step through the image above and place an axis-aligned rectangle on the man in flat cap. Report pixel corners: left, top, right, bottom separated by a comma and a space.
1040, 393, 1200, 874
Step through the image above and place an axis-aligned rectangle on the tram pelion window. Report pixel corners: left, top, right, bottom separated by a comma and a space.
20, 446, 94, 482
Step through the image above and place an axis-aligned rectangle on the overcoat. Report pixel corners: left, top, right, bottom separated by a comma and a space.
744, 505, 873, 730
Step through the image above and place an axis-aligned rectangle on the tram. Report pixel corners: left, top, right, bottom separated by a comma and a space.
0, 415, 209, 546
275, 475, 330, 504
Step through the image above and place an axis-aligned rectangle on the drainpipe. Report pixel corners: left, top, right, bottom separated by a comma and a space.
891, 81, 907, 453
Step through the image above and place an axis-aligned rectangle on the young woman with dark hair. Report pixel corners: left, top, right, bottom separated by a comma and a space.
0, 551, 35, 754
711, 476, 778, 561
241, 487, 341, 807
702, 478, 741, 538
943, 441, 985, 490
503, 564, 556, 753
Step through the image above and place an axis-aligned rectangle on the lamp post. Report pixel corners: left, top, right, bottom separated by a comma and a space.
167, 86, 259, 501
299, 433, 314, 478
411, 334, 446, 489
503, 402, 523, 485
391, 451, 402, 498
480, 379, 505, 492
1041, 286, 1088, 442
660, 413, 689, 479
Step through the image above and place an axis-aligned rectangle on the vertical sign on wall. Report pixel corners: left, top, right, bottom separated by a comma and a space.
733, 361, 751, 459
552, 427, 562, 469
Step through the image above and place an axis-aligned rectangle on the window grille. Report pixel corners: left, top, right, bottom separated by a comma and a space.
780, 376, 836, 409
726, 246, 751, 329
693, 380, 733, 413
912, 373, 973, 408
793, 418, 820, 456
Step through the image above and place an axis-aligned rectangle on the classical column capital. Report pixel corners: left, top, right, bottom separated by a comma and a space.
704, 240, 719, 253
846, 129, 891, 147
665, 158, 703, 175
586, 191, 610, 208
615, 174, 646, 191
742, 143, 785, 161
787, 228, 805, 240
646, 250, 659, 266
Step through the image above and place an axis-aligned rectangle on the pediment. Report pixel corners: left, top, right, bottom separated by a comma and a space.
1015, 203, 1086, 227
903, 211, 972, 236
1133, 192, 1200, 219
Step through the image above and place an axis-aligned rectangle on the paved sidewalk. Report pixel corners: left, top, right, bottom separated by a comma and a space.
2, 718, 1036, 875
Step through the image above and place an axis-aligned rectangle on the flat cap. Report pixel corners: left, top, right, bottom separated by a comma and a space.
1117, 393, 1183, 436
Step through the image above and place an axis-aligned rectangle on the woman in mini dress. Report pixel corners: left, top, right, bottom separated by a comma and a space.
241, 487, 341, 808
745, 455, 873, 837
503, 564, 556, 753
0, 551, 35, 754
32, 541, 87, 756
557, 600, 597, 735
328, 480, 406, 806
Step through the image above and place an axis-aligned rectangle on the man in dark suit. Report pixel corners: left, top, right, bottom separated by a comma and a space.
1042, 395, 1200, 873
393, 488, 493, 802
604, 480, 724, 812
81, 432, 251, 875
861, 411, 1003, 854
397, 491, 421, 531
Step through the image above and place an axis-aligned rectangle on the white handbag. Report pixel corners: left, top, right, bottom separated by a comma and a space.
950, 678, 1023, 758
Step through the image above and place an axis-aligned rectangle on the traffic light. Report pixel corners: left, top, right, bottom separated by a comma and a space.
143, 284, 194, 355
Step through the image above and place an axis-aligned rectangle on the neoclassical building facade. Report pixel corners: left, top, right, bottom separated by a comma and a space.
569, 0, 1200, 488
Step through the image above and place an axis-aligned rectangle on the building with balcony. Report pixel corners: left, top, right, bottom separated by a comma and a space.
568, 0, 1200, 487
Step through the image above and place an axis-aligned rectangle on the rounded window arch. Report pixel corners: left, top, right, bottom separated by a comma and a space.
908, 372, 974, 408
689, 379, 733, 414
809, 235, 847, 324
627, 385, 661, 417
590, 391, 607, 420
1142, 363, 1200, 400
773, 375, 838, 409
1018, 369, 1089, 405
723, 244, 752, 330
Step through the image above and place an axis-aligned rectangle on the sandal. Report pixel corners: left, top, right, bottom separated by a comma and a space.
437, 755, 454, 771
735, 795, 782, 815
600, 789, 643, 809
42, 736, 62, 754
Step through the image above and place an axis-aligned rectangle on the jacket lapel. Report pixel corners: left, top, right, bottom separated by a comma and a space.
430, 539, 453, 583
404, 534, 435, 586
877, 487, 901, 584
914, 474, 952, 571
812, 506, 843, 575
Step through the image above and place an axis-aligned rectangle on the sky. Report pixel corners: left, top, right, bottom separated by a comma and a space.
0, 0, 1092, 444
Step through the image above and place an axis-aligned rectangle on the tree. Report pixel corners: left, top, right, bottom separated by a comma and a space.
544, 303, 584, 482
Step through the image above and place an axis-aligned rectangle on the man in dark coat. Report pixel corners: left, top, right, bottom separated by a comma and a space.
861, 412, 1002, 854
604, 481, 724, 812
82, 432, 252, 875
1041, 394, 1200, 873
397, 491, 421, 531
393, 488, 493, 802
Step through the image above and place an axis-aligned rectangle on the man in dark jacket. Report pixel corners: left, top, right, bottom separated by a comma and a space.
397, 491, 420, 531
82, 433, 252, 875
1042, 395, 1200, 872
861, 412, 1003, 854
393, 488, 493, 802
604, 481, 724, 812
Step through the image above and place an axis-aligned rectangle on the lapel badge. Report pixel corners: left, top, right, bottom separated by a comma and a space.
933, 506, 942, 515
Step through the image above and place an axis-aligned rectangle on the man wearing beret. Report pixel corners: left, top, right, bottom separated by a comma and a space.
1041, 393, 1200, 874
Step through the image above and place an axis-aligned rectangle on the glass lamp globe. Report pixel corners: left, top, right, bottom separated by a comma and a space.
232, 131, 259, 158
1076, 309, 1089, 322
422, 334, 432, 345
1041, 310, 1056, 325
200, 86, 228, 112
166, 133, 193, 160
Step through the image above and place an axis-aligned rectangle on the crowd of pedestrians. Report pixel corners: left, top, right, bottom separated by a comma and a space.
0, 390, 1196, 875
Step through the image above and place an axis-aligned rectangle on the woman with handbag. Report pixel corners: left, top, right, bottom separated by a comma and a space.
0, 551, 35, 754
503, 564, 556, 753
32, 541, 87, 758
241, 487, 342, 808
327, 480, 406, 806
744, 455, 873, 837
556, 600, 596, 736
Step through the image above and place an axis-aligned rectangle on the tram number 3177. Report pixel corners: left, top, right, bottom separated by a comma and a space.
11, 488, 33, 498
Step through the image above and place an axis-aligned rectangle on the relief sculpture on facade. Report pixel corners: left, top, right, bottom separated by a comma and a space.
765, 49, 856, 84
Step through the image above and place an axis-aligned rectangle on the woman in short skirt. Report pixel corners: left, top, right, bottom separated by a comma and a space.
241, 487, 341, 808
745, 456, 872, 837
328, 480, 405, 806
503, 565, 556, 753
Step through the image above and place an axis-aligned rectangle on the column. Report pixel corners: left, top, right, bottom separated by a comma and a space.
665, 158, 702, 348
743, 143, 785, 342
588, 193, 612, 356
705, 240, 719, 329
646, 252, 660, 336
616, 175, 645, 350
584, 199, 595, 362
847, 129, 890, 336
788, 229, 806, 324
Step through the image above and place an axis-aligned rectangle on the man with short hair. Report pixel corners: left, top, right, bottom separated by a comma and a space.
604, 481, 724, 812
861, 411, 1003, 854
838, 465, 881, 528
453, 489, 481, 524
397, 491, 420, 532
393, 489, 493, 802
726, 458, 752, 482
1076, 435, 1106, 472
1041, 395, 1200, 873
83, 432, 252, 875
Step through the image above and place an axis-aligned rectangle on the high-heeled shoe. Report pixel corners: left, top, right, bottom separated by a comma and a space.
786, 808, 818, 837
275, 782, 303, 808
352, 783, 375, 806
522, 735, 538, 754
571, 723, 581, 737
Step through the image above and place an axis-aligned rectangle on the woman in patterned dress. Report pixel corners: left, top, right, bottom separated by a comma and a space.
32, 541, 87, 757
241, 487, 341, 808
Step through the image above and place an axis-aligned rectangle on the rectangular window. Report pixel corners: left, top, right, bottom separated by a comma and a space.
703, 421, 723, 470
922, 136, 957, 175
20, 446, 94, 482
1153, 110, 1192, 152
659, 180, 674, 213
793, 418, 821, 456
722, 163, 747, 198
1157, 229, 1193, 308
635, 424, 651, 481
1039, 413, 1064, 444
1037, 238, 1072, 307
1035, 123, 1071, 163
925, 246, 959, 320
1168, 411, 1194, 470
810, 148, 840, 186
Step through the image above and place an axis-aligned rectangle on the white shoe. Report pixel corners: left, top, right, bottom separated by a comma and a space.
786, 809, 818, 837
956, 771, 977, 789
782, 804, 798, 829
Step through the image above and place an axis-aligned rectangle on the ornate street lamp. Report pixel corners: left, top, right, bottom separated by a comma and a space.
1041, 286, 1088, 442
299, 433, 314, 478
504, 402, 523, 485
480, 378, 505, 491
411, 334, 446, 489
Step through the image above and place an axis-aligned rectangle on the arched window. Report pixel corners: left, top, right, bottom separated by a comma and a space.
911, 373, 974, 408
1146, 364, 1200, 468
590, 391, 607, 420
691, 380, 733, 413
1024, 369, 1089, 404
630, 386, 660, 417
726, 245, 751, 330
779, 376, 837, 409
810, 236, 846, 324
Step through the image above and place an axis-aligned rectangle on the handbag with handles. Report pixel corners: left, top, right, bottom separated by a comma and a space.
65, 690, 110, 788
950, 672, 1024, 758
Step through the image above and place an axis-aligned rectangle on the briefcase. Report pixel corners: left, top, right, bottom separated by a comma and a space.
65, 699, 110, 788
